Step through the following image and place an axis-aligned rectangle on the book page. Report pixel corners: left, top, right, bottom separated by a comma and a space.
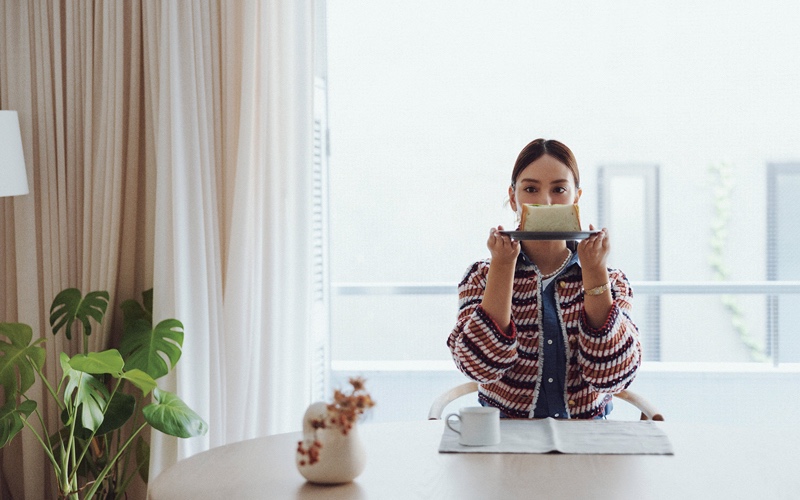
439, 418, 673, 455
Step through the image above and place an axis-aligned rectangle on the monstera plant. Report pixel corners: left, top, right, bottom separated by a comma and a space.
0, 288, 207, 499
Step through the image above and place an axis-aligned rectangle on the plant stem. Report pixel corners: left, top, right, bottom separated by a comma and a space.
57, 437, 71, 496
115, 391, 143, 497
59, 400, 81, 496
119, 393, 139, 478
68, 378, 124, 488
31, 359, 65, 412
117, 448, 143, 496
27, 400, 58, 462
20, 417, 61, 475
83, 422, 148, 500
70, 428, 79, 494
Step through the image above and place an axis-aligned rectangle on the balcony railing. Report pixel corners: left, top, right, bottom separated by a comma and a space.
333, 281, 800, 296
332, 281, 800, 368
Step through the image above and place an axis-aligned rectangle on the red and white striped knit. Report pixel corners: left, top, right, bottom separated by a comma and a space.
448, 258, 641, 419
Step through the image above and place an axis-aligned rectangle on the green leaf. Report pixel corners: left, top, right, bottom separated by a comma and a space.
49, 289, 110, 340
143, 388, 207, 438
120, 299, 151, 333
95, 391, 135, 436
69, 349, 125, 376
0, 323, 46, 404
120, 319, 184, 380
59, 352, 73, 391
50, 289, 81, 339
0, 399, 36, 447
59, 408, 91, 440
62, 353, 109, 432
121, 369, 157, 396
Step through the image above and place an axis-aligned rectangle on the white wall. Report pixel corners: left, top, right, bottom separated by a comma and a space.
327, 1, 800, 364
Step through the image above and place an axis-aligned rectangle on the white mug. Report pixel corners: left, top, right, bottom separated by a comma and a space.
445, 406, 501, 446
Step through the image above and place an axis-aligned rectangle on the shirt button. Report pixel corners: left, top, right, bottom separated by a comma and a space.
554, 413, 560, 417
547, 339, 553, 345
559, 281, 566, 288
568, 400, 576, 406
548, 377, 554, 383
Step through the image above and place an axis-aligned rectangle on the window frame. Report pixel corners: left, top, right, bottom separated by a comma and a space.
766, 162, 800, 364
598, 164, 661, 360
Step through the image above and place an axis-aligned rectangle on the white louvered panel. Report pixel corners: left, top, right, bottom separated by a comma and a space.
767, 163, 800, 363
310, 74, 330, 402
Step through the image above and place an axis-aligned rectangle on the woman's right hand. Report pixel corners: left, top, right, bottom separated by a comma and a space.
482, 225, 520, 333
487, 225, 520, 265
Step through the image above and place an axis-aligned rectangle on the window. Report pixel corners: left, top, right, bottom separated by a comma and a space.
327, 0, 800, 423
598, 165, 660, 360
767, 163, 800, 362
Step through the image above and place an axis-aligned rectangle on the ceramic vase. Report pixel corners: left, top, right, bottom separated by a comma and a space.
296, 401, 367, 484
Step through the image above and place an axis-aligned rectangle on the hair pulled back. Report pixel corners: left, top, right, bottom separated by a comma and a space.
510, 139, 580, 188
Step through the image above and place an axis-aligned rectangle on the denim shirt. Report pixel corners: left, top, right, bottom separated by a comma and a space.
518, 250, 579, 419
532, 276, 569, 417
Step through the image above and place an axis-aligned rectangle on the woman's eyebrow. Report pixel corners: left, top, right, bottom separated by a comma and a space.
518, 178, 570, 184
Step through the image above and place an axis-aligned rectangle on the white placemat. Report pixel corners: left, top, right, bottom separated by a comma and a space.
439, 418, 674, 455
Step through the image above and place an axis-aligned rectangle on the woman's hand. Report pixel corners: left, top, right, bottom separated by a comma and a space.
487, 225, 520, 265
482, 225, 520, 334
578, 225, 613, 329
577, 224, 609, 276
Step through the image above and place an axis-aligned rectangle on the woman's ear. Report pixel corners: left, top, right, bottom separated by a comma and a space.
574, 187, 583, 204
508, 185, 517, 212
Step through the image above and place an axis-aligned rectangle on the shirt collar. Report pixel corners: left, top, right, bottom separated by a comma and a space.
517, 241, 581, 274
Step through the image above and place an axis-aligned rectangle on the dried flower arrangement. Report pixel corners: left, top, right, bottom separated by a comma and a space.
297, 377, 375, 466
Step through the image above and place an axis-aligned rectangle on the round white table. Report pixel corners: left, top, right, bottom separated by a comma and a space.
150, 420, 799, 499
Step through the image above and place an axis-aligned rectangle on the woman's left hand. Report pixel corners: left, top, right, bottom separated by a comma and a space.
577, 224, 610, 274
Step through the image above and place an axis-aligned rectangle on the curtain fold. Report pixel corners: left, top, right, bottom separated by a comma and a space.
222, 0, 315, 442
143, 0, 226, 469
2, 1, 148, 498
145, 0, 316, 477
1, 2, 49, 497
1, 0, 317, 496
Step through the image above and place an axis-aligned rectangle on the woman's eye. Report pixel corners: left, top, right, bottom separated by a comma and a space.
524, 187, 537, 193
554, 187, 567, 194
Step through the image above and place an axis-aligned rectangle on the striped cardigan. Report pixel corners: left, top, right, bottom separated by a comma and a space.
447, 256, 641, 419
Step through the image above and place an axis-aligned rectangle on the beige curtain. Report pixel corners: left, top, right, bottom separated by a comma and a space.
1, 0, 316, 498
1, 1, 153, 498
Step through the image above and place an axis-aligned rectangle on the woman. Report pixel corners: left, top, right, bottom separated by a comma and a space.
448, 138, 641, 419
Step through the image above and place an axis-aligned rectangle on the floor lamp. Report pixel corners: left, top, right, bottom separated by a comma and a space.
0, 110, 30, 197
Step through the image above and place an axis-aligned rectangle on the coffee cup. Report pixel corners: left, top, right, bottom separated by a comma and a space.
445, 406, 501, 446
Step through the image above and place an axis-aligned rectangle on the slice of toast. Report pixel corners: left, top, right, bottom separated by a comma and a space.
519, 204, 581, 232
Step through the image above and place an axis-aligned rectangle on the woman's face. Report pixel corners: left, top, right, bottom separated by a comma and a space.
508, 154, 582, 216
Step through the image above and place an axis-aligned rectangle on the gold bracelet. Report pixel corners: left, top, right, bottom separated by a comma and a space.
584, 282, 610, 296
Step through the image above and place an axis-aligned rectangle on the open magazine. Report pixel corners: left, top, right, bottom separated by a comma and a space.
439, 418, 674, 455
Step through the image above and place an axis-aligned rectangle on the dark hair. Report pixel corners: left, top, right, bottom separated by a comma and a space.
510, 138, 580, 188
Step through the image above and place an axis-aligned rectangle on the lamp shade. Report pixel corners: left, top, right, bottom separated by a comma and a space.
0, 110, 29, 197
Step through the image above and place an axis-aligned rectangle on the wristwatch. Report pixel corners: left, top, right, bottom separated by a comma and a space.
584, 282, 610, 296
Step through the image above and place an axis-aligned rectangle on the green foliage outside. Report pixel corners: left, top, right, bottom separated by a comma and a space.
708, 162, 766, 361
